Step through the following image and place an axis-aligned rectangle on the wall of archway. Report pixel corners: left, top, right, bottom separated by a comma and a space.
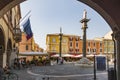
6, 39, 12, 66
77, 0, 120, 32
0, 26, 5, 66
0, 0, 25, 18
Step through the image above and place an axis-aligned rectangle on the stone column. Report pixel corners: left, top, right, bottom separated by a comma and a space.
114, 30, 120, 80
80, 10, 90, 57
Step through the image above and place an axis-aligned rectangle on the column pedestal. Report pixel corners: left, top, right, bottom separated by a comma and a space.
75, 57, 92, 67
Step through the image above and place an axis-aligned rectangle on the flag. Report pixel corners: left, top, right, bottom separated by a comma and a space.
23, 18, 33, 40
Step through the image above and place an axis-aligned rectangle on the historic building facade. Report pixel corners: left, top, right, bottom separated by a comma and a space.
18, 32, 43, 61
46, 33, 114, 59
86, 39, 104, 55
19, 32, 43, 52
46, 34, 69, 56
68, 35, 81, 54
0, 5, 21, 67
103, 31, 114, 60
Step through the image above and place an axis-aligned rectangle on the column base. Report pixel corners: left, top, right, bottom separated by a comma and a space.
75, 57, 92, 67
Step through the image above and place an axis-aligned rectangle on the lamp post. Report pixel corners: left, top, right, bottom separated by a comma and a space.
59, 27, 63, 58
106, 40, 109, 70
13, 27, 22, 43
93, 53, 96, 80
111, 33, 117, 80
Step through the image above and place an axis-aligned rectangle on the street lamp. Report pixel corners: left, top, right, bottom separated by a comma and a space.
59, 27, 63, 58
111, 33, 117, 80
93, 53, 96, 80
13, 27, 22, 43
106, 40, 109, 70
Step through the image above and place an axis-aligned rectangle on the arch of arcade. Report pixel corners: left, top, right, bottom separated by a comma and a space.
0, 0, 120, 80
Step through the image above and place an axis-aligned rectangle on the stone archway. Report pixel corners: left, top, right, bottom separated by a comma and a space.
6, 39, 12, 66
0, 27, 5, 66
0, 0, 120, 79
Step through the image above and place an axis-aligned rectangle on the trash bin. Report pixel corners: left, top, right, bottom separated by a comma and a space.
108, 68, 115, 80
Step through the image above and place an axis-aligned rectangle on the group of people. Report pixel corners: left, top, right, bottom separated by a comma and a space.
57, 57, 64, 64
13, 58, 27, 69
13, 56, 51, 69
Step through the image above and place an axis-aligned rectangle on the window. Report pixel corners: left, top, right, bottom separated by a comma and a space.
88, 42, 90, 47
94, 49, 96, 52
93, 42, 96, 47
76, 42, 78, 47
70, 42, 72, 47
100, 49, 102, 52
52, 38, 56, 43
87, 48, 89, 52
26, 45, 28, 50
93, 49, 96, 52
52, 46, 56, 51
100, 42, 102, 47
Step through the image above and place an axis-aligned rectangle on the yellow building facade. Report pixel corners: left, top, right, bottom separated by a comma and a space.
46, 34, 69, 56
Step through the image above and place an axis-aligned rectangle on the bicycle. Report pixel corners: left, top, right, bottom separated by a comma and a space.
2, 72, 18, 80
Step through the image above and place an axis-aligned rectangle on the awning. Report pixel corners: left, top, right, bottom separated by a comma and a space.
19, 52, 48, 56
51, 54, 74, 57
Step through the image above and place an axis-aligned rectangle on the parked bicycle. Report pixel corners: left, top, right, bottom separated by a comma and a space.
2, 72, 18, 80
1, 65, 18, 80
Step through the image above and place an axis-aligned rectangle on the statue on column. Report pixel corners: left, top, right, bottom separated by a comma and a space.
78, 9, 91, 65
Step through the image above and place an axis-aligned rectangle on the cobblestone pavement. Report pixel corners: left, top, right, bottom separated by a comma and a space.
12, 63, 108, 80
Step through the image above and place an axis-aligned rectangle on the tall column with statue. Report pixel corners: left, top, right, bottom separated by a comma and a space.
79, 10, 91, 65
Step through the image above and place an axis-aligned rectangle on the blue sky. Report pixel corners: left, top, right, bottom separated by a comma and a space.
20, 0, 111, 50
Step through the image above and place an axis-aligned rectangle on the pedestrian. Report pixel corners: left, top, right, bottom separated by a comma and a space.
56, 57, 59, 64
14, 58, 17, 69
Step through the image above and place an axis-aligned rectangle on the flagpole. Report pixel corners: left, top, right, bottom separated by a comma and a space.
16, 10, 31, 28
14, 11, 31, 60
20, 10, 31, 22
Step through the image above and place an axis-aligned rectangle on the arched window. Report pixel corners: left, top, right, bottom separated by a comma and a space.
26, 45, 28, 50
